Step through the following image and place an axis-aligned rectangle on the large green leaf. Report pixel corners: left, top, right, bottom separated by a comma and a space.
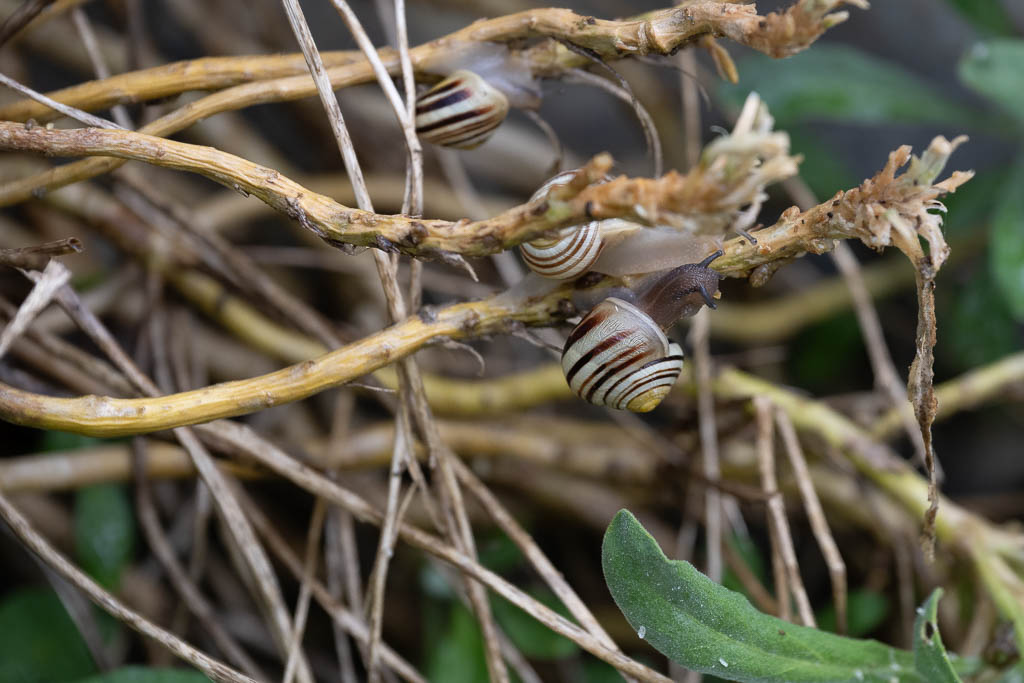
74, 483, 136, 590
74, 668, 211, 683
913, 589, 960, 683
990, 157, 1024, 320
603, 510, 924, 682
959, 39, 1024, 128
719, 45, 984, 129
943, 0, 1015, 36
0, 588, 98, 683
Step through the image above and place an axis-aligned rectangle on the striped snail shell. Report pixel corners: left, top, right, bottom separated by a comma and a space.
561, 250, 723, 412
520, 170, 608, 280
562, 297, 684, 412
520, 221, 605, 280
414, 70, 510, 149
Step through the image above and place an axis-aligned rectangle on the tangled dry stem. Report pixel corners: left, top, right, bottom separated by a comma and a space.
4, 0, 1023, 677
0, 135, 970, 434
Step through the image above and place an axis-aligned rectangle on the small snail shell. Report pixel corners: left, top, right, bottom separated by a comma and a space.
415, 70, 509, 149
520, 170, 610, 280
561, 250, 723, 412
520, 222, 605, 280
562, 298, 684, 412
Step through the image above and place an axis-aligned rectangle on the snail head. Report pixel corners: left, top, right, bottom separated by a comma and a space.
634, 250, 723, 330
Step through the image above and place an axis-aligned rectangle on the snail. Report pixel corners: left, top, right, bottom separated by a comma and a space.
520, 221, 604, 280
414, 69, 510, 149
561, 250, 723, 412
520, 170, 608, 280
520, 169, 725, 281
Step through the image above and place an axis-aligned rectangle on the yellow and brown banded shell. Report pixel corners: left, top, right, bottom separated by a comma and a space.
414, 70, 510, 149
561, 298, 684, 412
520, 221, 605, 280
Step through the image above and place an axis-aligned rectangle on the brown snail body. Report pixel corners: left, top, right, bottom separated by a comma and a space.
561, 250, 722, 412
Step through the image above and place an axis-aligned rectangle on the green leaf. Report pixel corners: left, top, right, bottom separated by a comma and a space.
817, 589, 890, 638
941, 163, 1008, 238
995, 662, 1024, 683
478, 534, 526, 574
944, 0, 1015, 35
582, 656, 631, 683
943, 266, 1021, 370
74, 483, 135, 590
73, 668, 211, 683
959, 39, 1024, 127
41, 431, 103, 452
913, 589, 961, 683
719, 45, 985, 129
788, 129, 860, 202
990, 157, 1024, 320
425, 602, 489, 683
602, 510, 924, 682
0, 588, 98, 683
790, 313, 864, 392
492, 588, 578, 660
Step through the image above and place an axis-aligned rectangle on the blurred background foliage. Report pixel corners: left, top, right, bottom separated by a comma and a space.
0, 0, 1022, 681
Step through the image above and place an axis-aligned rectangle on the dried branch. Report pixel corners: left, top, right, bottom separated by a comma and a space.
0, 260, 69, 359
0, 1, 861, 125
775, 409, 847, 635
0, 490, 256, 683
0, 237, 81, 270
132, 440, 266, 679
873, 351, 1024, 439
0, 124, 788, 258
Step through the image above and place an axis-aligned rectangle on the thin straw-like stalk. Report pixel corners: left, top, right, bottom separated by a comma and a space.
283, 498, 328, 683
0, 490, 255, 683
132, 439, 266, 679
26, 272, 313, 683
754, 397, 817, 627
775, 409, 847, 635
753, 396, 790, 622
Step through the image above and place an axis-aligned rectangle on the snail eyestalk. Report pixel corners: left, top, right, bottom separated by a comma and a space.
634, 250, 723, 330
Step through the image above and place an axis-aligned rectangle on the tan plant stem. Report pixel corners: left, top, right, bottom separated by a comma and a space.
452, 458, 625, 657
0, 260, 69, 360
282, 497, 328, 683
754, 396, 816, 627
691, 309, 722, 583
775, 409, 847, 635
280, 2, 501, 679
131, 439, 266, 679
70, 6, 133, 129
203, 420, 671, 682
0, 2, 860, 125
0, 71, 120, 129
753, 397, 789, 622
783, 176, 930, 475
0, 490, 256, 683
872, 351, 1024, 439
0, 237, 81, 270
235, 486, 427, 683
30, 274, 314, 683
